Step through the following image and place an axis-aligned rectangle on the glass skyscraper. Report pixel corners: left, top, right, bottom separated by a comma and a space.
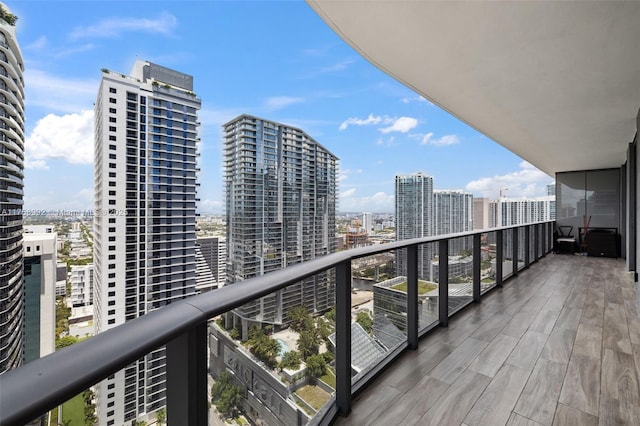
395, 173, 433, 280
223, 114, 337, 337
0, 4, 24, 375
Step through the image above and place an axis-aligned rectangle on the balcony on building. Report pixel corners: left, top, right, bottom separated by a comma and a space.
2, 2, 640, 426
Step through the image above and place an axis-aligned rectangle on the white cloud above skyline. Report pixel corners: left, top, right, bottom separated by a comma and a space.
264, 96, 305, 110
379, 116, 418, 134
465, 161, 553, 199
69, 12, 178, 40
415, 132, 460, 146
24, 69, 97, 114
25, 110, 94, 168
339, 114, 382, 131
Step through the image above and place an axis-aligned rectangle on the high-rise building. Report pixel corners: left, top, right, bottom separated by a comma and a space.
473, 197, 491, 230
23, 233, 57, 364
224, 114, 337, 336
489, 196, 555, 227
195, 236, 226, 293
69, 264, 93, 308
395, 173, 433, 280
362, 212, 373, 234
93, 61, 200, 424
433, 190, 473, 255
0, 4, 24, 375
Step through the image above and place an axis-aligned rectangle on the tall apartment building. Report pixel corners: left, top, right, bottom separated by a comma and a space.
473, 197, 491, 230
23, 233, 57, 363
93, 61, 201, 424
395, 173, 433, 280
224, 114, 337, 336
489, 196, 556, 227
362, 212, 373, 234
0, 5, 24, 375
433, 190, 473, 255
195, 236, 226, 293
69, 264, 93, 307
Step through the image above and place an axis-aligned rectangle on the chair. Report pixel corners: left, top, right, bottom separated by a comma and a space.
556, 226, 576, 254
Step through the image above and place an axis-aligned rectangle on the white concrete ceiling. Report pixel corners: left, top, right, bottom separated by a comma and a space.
307, 1, 640, 176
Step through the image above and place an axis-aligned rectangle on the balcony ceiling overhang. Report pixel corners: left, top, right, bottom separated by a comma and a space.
308, 1, 640, 176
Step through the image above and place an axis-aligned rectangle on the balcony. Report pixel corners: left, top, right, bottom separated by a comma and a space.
1, 221, 602, 426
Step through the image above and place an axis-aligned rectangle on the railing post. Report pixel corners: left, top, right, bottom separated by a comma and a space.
166, 322, 207, 426
512, 227, 519, 277
473, 233, 481, 303
335, 260, 352, 417
407, 245, 419, 350
496, 230, 503, 287
439, 240, 449, 327
524, 225, 530, 268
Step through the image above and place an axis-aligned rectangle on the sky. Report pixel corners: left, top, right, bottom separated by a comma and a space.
11, 1, 554, 214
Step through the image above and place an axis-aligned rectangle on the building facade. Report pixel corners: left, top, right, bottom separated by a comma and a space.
395, 173, 433, 280
23, 233, 57, 364
489, 196, 556, 227
433, 189, 473, 255
0, 5, 24, 375
69, 264, 93, 308
195, 236, 226, 293
93, 61, 201, 424
224, 114, 337, 335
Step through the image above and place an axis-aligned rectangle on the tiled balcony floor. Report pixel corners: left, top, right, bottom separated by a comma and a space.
335, 254, 640, 426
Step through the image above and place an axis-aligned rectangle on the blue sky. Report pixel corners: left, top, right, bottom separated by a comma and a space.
12, 1, 553, 214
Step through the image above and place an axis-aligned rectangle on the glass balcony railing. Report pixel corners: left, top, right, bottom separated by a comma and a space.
0, 221, 554, 426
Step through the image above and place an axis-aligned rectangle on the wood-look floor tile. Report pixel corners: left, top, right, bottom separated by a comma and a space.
601, 348, 640, 405
552, 403, 597, 426
506, 412, 545, 426
573, 323, 602, 359
603, 303, 632, 354
463, 364, 531, 426
429, 337, 488, 384
540, 328, 576, 365
369, 376, 449, 426
468, 333, 519, 378
502, 310, 540, 339
555, 306, 582, 331
506, 331, 549, 370
559, 353, 600, 416
418, 369, 491, 426
471, 313, 510, 342
530, 309, 562, 335
514, 358, 566, 425
598, 396, 640, 426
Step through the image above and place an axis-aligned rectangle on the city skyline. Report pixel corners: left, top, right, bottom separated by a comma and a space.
10, 1, 554, 215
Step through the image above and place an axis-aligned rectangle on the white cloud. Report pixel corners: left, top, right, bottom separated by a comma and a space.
401, 95, 431, 104
197, 199, 224, 214
379, 117, 418, 134
25, 35, 47, 50
69, 12, 177, 39
25, 110, 94, 168
465, 161, 554, 198
25, 69, 97, 114
340, 188, 394, 212
419, 132, 460, 146
339, 114, 382, 131
264, 96, 305, 110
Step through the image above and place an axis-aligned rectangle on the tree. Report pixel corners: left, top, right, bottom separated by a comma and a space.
56, 335, 78, 349
279, 350, 301, 371
288, 306, 311, 332
316, 317, 332, 340
82, 389, 97, 425
250, 334, 280, 369
211, 372, 245, 419
229, 327, 240, 340
325, 307, 336, 323
306, 354, 327, 378
156, 408, 166, 426
356, 311, 373, 334
297, 330, 319, 360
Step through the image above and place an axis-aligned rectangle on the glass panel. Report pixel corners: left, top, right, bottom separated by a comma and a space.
481, 231, 497, 294
209, 272, 338, 425
529, 225, 537, 263
448, 237, 473, 315
502, 229, 513, 281
517, 227, 526, 271
418, 242, 439, 332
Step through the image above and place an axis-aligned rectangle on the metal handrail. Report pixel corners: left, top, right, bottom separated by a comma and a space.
0, 221, 554, 425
